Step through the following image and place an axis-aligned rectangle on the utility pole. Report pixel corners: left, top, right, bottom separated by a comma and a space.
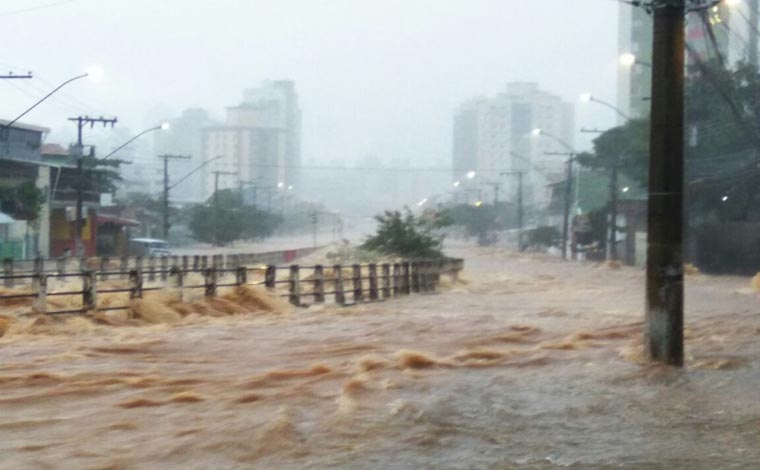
500, 171, 526, 249
68, 116, 118, 257
581, 127, 621, 260
646, 0, 685, 366
158, 154, 191, 241
211, 170, 235, 246
311, 211, 318, 248
608, 155, 620, 261
484, 181, 502, 205
547, 151, 575, 261
751, 0, 759, 67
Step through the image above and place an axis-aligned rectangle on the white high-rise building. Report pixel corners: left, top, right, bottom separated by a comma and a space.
452, 82, 575, 209
202, 80, 301, 202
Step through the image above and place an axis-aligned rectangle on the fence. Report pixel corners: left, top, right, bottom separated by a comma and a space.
0, 255, 464, 315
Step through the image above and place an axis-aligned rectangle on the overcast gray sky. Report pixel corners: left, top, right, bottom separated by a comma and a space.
1, 0, 621, 165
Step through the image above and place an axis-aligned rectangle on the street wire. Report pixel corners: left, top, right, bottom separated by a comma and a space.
0, 0, 78, 18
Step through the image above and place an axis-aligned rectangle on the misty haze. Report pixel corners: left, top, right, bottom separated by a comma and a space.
1, 0, 760, 469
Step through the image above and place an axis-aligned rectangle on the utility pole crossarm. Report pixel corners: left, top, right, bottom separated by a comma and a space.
68, 115, 119, 257
0, 72, 33, 79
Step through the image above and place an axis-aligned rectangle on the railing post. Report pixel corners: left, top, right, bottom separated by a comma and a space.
381, 263, 391, 299
182, 255, 189, 273
2, 258, 12, 288
289, 265, 301, 306
431, 260, 442, 289
402, 262, 411, 295
236, 266, 248, 286
82, 270, 97, 312
392, 263, 401, 297
160, 256, 169, 281
204, 267, 217, 297
148, 255, 156, 281
201, 255, 208, 270
313, 265, 325, 304
120, 256, 128, 279
368, 263, 379, 301
418, 261, 428, 292
100, 257, 110, 281
333, 264, 346, 305
193, 255, 200, 271
264, 265, 276, 290
352, 264, 363, 303
32, 273, 47, 314
57, 257, 66, 275
129, 269, 143, 299
410, 261, 421, 293
169, 265, 184, 302
34, 256, 44, 276
79, 257, 87, 272
135, 256, 143, 279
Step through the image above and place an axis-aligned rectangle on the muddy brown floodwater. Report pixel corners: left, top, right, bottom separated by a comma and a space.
2, 246, 760, 469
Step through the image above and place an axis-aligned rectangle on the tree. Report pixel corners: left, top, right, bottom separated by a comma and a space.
189, 189, 282, 245
439, 202, 514, 245
575, 118, 649, 187
0, 181, 45, 220
362, 209, 445, 259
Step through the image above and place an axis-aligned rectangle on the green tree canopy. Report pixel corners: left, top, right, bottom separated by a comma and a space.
362, 209, 445, 259
189, 189, 282, 245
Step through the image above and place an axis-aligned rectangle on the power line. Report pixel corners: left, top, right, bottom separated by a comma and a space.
0, 0, 79, 18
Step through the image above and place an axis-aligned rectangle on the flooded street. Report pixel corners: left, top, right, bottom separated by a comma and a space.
2, 246, 760, 469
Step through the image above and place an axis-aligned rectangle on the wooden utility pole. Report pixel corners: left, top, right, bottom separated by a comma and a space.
751, 0, 759, 67
68, 116, 118, 257
646, 0, 685, 366
608, 156, 620, 261
500, 171, 526, 249
311, 210, 318, 249
547, 151, 575, 260
158, 154, 191, 240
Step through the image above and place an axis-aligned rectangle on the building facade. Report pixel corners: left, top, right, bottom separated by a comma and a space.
452, 82, 575, 209
617, 3, 749, 121
202, 80, 301, 202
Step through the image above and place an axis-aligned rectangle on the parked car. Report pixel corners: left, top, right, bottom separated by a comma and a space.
127, 238, 171, 257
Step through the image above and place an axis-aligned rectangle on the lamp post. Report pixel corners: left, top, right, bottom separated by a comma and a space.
620, 52, 652, 68
0, 66, 102, 134
531, 129, 577, 260
579, 93, 632, 122
100, 122, 170, 161
579, 93, 633, 261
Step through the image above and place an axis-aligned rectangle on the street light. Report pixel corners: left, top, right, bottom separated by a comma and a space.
466, 171, 476, 179
531, 128, 576, 153
531, 128, 577, 260
619, 52, 651, 68
1, 68, 102, 132
100, 122, 171, 161
579, 93, 632, 122
453, 181, 461, 187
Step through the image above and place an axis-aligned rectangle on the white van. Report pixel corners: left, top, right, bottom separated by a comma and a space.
127, 238, 171, 257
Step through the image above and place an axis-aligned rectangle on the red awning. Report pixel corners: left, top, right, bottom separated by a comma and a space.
95, 214, 140, 227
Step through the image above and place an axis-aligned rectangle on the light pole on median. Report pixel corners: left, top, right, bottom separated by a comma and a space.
531, 128, 577, 260
579, 93, 633, 261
